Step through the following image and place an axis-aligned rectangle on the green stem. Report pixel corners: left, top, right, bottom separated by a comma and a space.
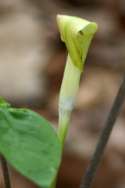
58, 113, 70, 145
58, 55, 81, 145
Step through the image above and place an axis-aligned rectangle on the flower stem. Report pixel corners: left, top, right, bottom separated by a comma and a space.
80, 74, 125, 188
58, 55, 81, 145
0, 155, 11, 188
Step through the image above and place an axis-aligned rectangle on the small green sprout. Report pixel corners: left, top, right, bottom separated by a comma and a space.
57, 15, 97, 144
0, 15, 97, 188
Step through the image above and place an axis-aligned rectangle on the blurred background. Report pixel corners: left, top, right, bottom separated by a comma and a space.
0, 0, 125, 188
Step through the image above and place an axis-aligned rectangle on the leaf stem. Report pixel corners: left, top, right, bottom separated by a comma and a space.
0, 155, 11, 188
80, 73, 125, 188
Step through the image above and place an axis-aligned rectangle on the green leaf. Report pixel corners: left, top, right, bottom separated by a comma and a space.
0, 99, 61, 188
57, 15, 97, 70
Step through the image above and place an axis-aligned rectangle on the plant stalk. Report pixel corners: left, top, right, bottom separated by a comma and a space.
80, 73, 125, 188
0, 155, 11, 188
58, 55, 81, 145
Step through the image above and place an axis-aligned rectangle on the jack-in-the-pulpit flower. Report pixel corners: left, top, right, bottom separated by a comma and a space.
57, 15, 97, 144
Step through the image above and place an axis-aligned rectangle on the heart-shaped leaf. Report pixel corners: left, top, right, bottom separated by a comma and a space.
0, 99, 61, 188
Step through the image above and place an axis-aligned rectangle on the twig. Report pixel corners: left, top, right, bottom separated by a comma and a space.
80, 74, 125, 188
0, 155, 11, 188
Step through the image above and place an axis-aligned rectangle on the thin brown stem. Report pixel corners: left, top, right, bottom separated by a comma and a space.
80, 74, 125, 188
0, 156, 11, 188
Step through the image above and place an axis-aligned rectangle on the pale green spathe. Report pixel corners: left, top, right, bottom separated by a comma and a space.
57, 15, 98, 144
57, 15, 97, 70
